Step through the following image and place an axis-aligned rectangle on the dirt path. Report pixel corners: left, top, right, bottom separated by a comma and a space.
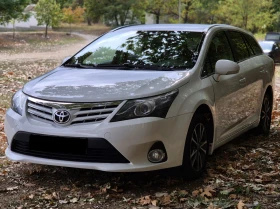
0, 33, 97, 62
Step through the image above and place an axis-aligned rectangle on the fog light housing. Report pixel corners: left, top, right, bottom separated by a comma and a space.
147, 142, 167, 163
148, 149, 166, 163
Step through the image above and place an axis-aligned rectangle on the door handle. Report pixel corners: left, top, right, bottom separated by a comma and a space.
239, 77, 246, 83
259, 67, 265, 73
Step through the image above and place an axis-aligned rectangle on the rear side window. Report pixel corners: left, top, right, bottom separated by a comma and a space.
244, 34, 263, 55
265, 33, 280, 41
228, 31, 250, 62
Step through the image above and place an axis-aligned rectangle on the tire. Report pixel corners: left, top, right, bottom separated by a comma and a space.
257, 93, 272, 135
181, 114, 210, 179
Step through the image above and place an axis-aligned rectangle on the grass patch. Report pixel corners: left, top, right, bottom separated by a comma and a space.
53, 23, 111, 36
0, 31, 84, 54
254, 33, 265, 41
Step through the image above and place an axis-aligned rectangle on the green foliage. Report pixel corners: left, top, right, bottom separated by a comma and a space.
0, 0, 30, 25
35, 0, 62, 38
84, 0, 145, 26
56, 0, 73, 9
84, 0, 105, 23
215, 0, 275, 32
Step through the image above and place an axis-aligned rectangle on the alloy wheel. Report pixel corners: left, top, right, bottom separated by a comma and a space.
189, 123, 208, 172
261, 96, 271, 132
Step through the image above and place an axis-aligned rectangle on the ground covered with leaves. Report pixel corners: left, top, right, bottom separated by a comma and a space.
0, 32, 83, 55
0, 34, 280, 208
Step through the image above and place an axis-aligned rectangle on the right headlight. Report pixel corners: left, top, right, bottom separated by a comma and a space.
11, 89, 26, 116
111, 90, 178, 122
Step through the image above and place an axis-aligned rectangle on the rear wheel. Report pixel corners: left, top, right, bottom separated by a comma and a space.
182, 114, 209, 179
257, 93, 272, 135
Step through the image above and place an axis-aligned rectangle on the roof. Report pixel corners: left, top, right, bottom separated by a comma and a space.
259, 40, 276, 44
111, 24, 236, 33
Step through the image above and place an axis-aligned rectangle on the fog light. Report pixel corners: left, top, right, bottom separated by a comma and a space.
148, 149, 166, 163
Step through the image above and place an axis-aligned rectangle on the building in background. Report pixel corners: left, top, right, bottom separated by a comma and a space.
0, 4, 45, 30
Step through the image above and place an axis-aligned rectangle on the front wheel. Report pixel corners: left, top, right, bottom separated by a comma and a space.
257, 93, 272, 135
181, 114, 210, 179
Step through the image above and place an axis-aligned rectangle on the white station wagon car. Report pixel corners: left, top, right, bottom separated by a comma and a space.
4, 24, 274, 178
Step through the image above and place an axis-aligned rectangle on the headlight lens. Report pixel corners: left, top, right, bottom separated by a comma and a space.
11, 90, 26, 115
111, 90, 178, 122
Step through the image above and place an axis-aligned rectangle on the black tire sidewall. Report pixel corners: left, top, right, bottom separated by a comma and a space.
258, 93, 272, 135
182, 114, 210, 179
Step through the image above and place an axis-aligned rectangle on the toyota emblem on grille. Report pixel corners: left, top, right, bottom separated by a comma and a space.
53, 110, 71, 124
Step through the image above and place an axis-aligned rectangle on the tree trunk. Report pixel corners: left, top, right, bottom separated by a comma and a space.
114, 14, 119, 26
121, 7, 130, 25
87, 17, 92, 26
183, 2, 192, 23
45, 24, 48, 38
13, 21, 15, 39
156, 13, 160, 24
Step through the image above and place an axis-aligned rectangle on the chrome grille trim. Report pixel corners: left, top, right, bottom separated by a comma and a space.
27, 102, 52, 114
26, 97, 122, 125
27, 108, 53, 121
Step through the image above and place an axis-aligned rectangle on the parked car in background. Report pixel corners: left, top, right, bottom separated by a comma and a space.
4, 24, 275, 179
259, 41, 280, 63
265, 32, 280, 42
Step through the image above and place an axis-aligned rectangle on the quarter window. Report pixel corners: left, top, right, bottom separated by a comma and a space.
202, 31, 234, 77
228, 31, 250, 61
244, 34, 263, 55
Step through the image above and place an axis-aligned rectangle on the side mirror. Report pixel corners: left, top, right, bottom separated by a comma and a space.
61, 56, 71, 64
214, 59, 240, 81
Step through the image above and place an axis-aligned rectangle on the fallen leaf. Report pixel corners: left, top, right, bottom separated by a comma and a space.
160, 195, 171, 205
123, 197, 131, 202
178, 190, 188, 197
155, 192, 168, 198
151, 200, 157, 206
192, 190, 200, 196
138, 196, 151, 206
180, 198, 188, 202
7, 186, 18, 191
70, 197, 79, 203
28, 194, 34, 199
59, 200, 68, 204
237, 200, 245, 209
200, 186, 215, 197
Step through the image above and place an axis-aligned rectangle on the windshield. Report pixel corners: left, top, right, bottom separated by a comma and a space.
65, 30, 204, 70
259, 42, 273, 51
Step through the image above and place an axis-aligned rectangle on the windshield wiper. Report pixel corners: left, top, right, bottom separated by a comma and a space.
63, 63, 92, 68
95, 63, 178, 71
64, 63, 188, 71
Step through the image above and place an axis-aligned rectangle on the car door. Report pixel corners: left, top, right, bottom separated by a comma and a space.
202, 31, 246, 143
220, 31, 263, 137
273, 43, 280, 63
241, 33, 266, 123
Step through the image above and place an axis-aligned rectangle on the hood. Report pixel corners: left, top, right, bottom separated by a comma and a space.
23, 67, 191, 102
263, 49, 271, 54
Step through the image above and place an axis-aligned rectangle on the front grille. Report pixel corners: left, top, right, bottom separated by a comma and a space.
26, 97, 121, 125
11, 132, 130, 163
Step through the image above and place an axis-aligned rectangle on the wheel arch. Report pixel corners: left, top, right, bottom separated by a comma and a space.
265, 85, 273, 101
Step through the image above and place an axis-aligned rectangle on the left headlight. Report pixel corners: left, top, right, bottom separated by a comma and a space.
11, 90, 26, 116
111, 90, 178, 122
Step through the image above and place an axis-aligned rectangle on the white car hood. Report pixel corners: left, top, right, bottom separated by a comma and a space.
23, 67, 191, 102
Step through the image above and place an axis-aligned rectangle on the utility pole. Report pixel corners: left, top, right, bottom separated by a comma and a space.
178, 0, 181, 23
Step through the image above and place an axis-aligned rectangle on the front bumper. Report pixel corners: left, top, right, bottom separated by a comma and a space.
4, 108, 193, 172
